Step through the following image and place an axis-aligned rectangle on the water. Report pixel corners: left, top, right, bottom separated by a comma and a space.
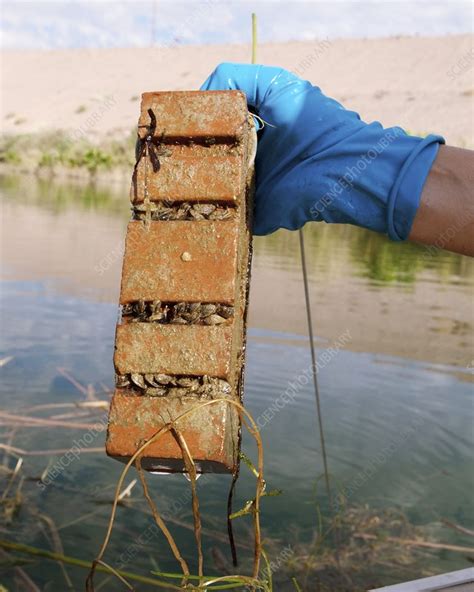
0, 173, 473, 590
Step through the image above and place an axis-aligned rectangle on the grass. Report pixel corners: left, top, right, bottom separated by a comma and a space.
0, 135, 22, 164
281, 505, 441, 591
38, 151, 56, 168
1, 149, 22, 165
0, 540, 181, 590
0, 129, 136, 177
67, 147, 113, 174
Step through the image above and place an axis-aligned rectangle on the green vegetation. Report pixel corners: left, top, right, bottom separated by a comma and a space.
67, 147, 113, 174
38, 151, 56, 168
0, 172, 128, 215
253, 222, 474, 287
75, 104, 87, 114
1, 149, 21, 165
0, 130, 136, 178
0, 136, 22, 165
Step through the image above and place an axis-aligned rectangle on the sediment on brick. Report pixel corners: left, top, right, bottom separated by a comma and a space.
119, 219, 239, 306
114, 323, 233, 379
137, 90, 248, 142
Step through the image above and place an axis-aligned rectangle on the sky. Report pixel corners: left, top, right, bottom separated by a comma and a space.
1, 0, 472, 50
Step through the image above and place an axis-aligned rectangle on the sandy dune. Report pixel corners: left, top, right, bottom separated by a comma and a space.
1, 35, 473, 147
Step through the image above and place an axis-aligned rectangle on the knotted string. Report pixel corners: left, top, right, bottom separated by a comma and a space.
133, 108, 162, 228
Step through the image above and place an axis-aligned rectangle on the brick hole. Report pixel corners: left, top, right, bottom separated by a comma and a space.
121, 301, 234, 325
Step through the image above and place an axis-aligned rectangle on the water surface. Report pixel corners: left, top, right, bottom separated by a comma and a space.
0, 174, 473, 590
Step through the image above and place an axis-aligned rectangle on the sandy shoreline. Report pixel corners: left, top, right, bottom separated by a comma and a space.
1, 35, 473, 148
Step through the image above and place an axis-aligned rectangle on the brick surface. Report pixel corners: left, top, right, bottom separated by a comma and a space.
119, 220, 239, 305
138, 91, 248, 141
114, 323, 233, 378
131, 154, 244, 203
106, 390, 239, 473
106, 90, 255, 474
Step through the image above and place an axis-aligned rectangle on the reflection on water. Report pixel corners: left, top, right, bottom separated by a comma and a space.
0, 174, 473, 590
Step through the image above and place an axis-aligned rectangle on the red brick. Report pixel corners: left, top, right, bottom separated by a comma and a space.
114, 323, 233, 379
138, 91, 248, 141
131, 154, 244, 204
119, 220, 239, 305
106, 390, 239, 473
106, 90, 255, 474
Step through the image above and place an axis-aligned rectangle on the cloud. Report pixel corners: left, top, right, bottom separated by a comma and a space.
1, 0, 472, 50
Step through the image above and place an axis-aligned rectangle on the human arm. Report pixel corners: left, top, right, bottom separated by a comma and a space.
201, 63, 473, 257
409, 145, 474, 256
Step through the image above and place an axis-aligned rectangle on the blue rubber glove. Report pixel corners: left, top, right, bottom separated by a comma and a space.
201, 63, 444, 239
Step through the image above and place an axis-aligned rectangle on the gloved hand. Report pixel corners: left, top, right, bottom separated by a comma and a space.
201, 63, 444, 239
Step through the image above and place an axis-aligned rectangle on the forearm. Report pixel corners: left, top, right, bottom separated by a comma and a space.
409, 146, 474, 256
201, 64, 473, 255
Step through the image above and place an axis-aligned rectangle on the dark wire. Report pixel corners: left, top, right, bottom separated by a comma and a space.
298, 228, 340, 561
252, 8, 340, 565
